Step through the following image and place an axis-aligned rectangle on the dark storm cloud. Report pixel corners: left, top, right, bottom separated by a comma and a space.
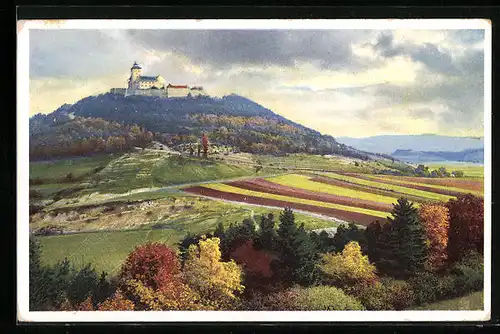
370, 30, 484, 76
29, 30, 135, 78
120, 30, 370, 71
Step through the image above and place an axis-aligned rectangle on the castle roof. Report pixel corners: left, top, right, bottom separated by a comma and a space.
190, 86, 204, 90
167, 84, 188, 88
131, 61, 142, 70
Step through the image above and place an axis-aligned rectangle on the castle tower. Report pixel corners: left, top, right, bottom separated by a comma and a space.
128, 61, 142, 89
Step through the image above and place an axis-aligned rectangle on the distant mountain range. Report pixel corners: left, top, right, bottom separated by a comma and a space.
337, 135, 484, 162
391, 148, 484, 164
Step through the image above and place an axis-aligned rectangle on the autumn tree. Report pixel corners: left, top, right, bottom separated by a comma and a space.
183, 236, 244, 308
230, 240, 273, 278
119, 243, 182, 292
201, 133, 209, 158
447, 194, 484, 263
418, 203, 450, 270
97, 290, 135, 311
317, 241, 378, 292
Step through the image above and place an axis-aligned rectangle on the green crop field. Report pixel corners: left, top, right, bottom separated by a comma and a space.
318, 172, 454, 202
363, 174, 483, 197
415, 291, 484, 310
201, 182, 389, 218
426, 163, 484, 178
266, 174, 400, 205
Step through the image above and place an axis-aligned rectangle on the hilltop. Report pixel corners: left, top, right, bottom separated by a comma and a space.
30, 93, 386, 161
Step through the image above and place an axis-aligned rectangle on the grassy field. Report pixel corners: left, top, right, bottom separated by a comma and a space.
37, 196, 339, 274
255, 153, 407, 174
415, 291, 483, 310
30, 154, 117, 181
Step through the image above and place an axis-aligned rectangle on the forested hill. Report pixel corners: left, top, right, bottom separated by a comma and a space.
29, 93, 381, 160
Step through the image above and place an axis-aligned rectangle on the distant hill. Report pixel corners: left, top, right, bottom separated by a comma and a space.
391, 148, 484, 164
30, 93, 380, 161
337, 134, 484, 155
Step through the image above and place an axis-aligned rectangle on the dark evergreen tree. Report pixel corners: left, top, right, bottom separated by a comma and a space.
364, 220, 385, 264
310, 230, 335, 254
67, 263, 99, 307
92, 271, 114, 309
272, 208, 319, 285
333, 222, 367, 253
29, 235, 49, 310
376, 198, 429, 277
214, 221, 225, 239
293, 223, 320, 285
255, 213, 277, 251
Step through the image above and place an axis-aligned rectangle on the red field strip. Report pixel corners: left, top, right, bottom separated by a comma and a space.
309, 176, 429, 203
377, 175, 483, 192
227, 179, 393, 212
339, 174, 468, 197
183, 186, 384, 226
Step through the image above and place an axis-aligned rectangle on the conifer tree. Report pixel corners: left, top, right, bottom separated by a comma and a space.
293, 223, 320, 285
214, 221, 225, 239
273, 208, 318, 285
377, 198, 428, 277
256, 213, 277, 251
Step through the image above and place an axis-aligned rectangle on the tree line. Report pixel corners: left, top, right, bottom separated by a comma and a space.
29, 193, 483, 311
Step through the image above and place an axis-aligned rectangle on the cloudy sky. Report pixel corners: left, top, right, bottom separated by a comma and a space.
29, 28, 485, 138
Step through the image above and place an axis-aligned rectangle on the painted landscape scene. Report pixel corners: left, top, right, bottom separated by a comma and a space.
26, 24, 486, 313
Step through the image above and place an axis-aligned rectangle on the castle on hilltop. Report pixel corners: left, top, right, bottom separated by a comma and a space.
109, 62, 207, 98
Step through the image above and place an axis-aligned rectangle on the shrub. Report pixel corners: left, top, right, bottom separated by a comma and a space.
382, 278, 415, 310
408, 271, 441, 305
450, 251, 484, 295
317, 241, 378, 292
295, 286, 365, 311
354, 282, 393, 310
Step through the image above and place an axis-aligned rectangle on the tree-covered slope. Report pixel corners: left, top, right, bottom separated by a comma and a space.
29, 93, 380, 160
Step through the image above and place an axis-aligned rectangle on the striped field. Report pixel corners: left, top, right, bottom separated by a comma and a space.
182, 171, 483, 226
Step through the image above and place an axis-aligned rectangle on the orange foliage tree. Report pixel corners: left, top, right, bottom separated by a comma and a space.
119, 243, 182, 292
418, 203, 450, 270
97, 290, 135, 311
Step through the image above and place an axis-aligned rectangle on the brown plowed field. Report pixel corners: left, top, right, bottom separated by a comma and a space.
183, 186, 384, 226
378, 175, 483, 192
309, 176, 429, 203
341, 174, 468, 197
227, 179, 392, 212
